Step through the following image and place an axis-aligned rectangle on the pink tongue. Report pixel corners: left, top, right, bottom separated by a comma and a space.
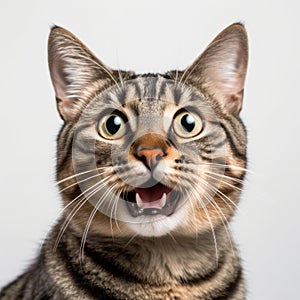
135, 184, 171, 203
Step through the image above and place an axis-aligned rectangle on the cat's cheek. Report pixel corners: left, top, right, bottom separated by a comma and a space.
153, 162, 177, 186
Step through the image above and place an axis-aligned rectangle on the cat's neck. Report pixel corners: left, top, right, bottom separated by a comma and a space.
49, 222, 237, 286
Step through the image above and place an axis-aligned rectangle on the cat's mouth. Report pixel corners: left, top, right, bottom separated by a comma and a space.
123, 183, 180, 217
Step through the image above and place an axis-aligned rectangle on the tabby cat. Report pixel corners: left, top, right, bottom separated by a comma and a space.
0, 23, 249, 299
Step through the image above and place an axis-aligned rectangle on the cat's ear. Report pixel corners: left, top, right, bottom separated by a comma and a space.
184, 23, 248, 115
48, 26, 114, 121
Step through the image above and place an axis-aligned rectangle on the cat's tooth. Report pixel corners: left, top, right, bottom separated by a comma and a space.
159, 193, 167, 208
136, 193, 143, 208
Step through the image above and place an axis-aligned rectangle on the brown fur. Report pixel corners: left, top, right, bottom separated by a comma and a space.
1, 23, 249, 299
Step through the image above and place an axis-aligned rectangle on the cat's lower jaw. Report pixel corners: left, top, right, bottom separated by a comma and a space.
120, 197, 189, 237
124, 186, 180, 217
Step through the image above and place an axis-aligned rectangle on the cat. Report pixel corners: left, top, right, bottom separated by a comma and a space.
0, 23, 248, 299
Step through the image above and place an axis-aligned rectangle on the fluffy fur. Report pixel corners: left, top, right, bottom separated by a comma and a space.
1, 23, 249, 299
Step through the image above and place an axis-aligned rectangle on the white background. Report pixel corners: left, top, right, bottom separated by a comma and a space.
0, 1, 299, 299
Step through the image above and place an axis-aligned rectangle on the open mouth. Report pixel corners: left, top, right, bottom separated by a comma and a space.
123, 183, 180, 217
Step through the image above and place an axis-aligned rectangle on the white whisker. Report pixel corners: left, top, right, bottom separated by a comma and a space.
56, 166, 107, 185
60, 171, 108, 192
188, 184, 219, 264
124, 233, 138, 248
79, 182, 118, 262
110, 186, 123, 237
183, 186, 199, 240
193, 182, 235, 252
167, 232, 178, 244
117, 68, 125, 88
198, 177, 240, 212
203, 172, 243, 192
181, 172, 240, 212
54, 177, 111, 250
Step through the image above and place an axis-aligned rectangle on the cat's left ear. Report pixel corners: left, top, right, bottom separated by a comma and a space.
184, 23, 248, 115
48, 26, 115, 121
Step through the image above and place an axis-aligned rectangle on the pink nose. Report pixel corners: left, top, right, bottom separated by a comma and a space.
136, 148, 164, 169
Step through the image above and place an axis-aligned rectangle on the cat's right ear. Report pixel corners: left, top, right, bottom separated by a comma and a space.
183, 23, 248, 115
48, 26, 114, 121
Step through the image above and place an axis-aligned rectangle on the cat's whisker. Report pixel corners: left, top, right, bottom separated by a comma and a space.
79, 186, 116, 262
185, 161, 251, 175
117, 68, 125, 88
167, 232, 178, 244
58, 175, 112, 217
193, 182, 235, 252
80, 182, 119, 251
110, 187, 123, 236
183, 171, 240, 212
210, 201, 235, 253
177, 65, 191, 89
204, 170, 246, 186
186, 164, 247, 187
56, 166, 108, 185
188, 184, 219, 264
59, 171, 108, 193
203, 172, 244, 192
203, 163, 251, 174
54, 177, 111, 250
109, 186, 123, 237
197, 177, 240, 213
110, 174, 131, 235
79, 182, 119, 262
174, 69, 179, 89
182, 186, 199, 240
124, 233, 138, 248
54, 197, 87, 251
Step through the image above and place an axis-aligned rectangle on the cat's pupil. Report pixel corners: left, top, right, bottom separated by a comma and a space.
181, 114, 195, 132
106, 115, 122, 135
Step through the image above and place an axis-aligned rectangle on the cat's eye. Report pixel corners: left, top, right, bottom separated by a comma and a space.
98, 112, 127, 140
173, 111, 203, 138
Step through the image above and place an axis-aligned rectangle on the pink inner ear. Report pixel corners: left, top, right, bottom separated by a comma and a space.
209, 47, 246, 94
186, 25, 248, 115
51, 66, 77, 120
213, 69, 245, 96
52, 68, 68, 101
58, 97, 74, 114
203, 44, 247, 113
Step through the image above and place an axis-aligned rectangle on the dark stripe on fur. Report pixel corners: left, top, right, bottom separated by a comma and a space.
179, 256, 225, 285
84, 244, 145, 284
214, 268, 242, 299
173, 87, 183, 105
56, 124, 74, 172
57, 240, 117, 300
220, 123, 246, 159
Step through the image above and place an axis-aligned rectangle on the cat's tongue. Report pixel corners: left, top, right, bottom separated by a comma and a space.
135, 183, 171, 209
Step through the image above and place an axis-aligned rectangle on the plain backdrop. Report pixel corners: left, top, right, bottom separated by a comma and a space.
0, 1, 299, 299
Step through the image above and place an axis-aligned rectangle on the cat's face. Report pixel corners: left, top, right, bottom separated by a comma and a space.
48, 24, 248, 238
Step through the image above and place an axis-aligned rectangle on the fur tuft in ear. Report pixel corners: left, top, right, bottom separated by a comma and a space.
48, 27, 115, 121
183, 23, 248, 115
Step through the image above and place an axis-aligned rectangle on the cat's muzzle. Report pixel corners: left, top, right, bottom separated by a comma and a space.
123, 183, 180, 217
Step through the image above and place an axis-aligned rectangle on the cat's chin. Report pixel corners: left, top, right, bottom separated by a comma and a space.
116, 186, 188, 237
123, 206, 188, 237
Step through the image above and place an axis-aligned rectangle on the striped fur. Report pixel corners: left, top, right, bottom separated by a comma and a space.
1, 23, 249, 299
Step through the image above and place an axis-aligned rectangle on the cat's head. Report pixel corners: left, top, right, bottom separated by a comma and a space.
48, 23, 248, 238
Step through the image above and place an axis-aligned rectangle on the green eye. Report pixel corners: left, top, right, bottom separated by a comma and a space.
173, 111, 203, 138
98, 113, 126, 139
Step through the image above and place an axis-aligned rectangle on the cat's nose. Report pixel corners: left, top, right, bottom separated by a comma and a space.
136, 147, 164, 170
